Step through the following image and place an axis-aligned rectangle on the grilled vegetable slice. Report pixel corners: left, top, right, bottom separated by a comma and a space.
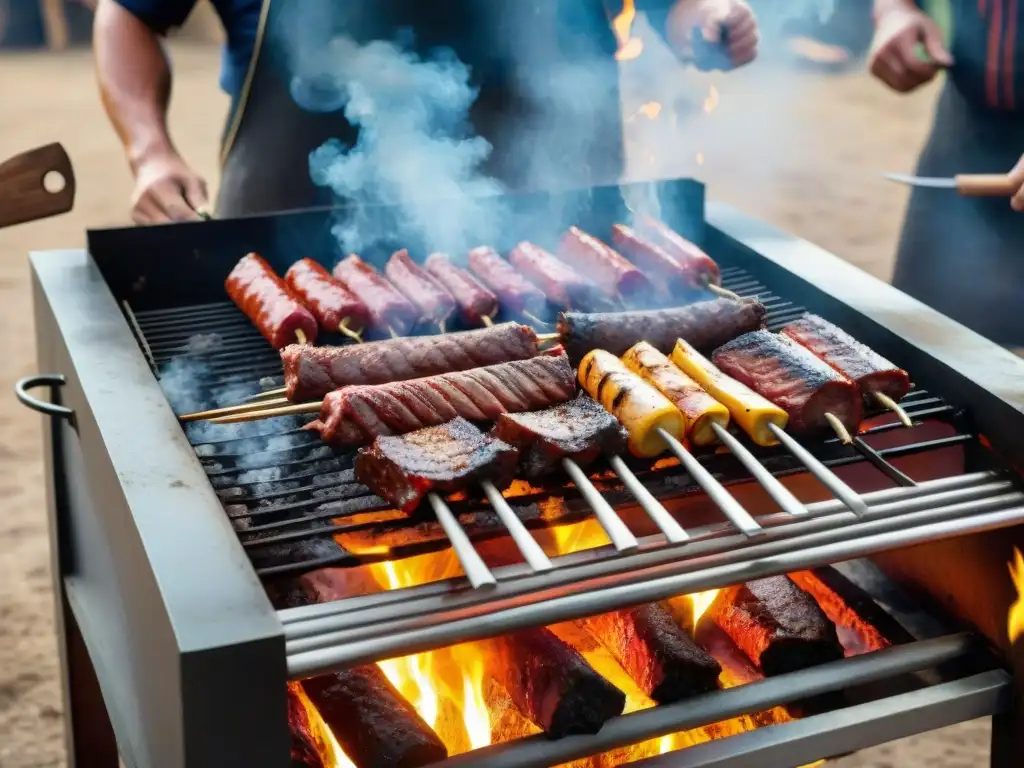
670, 337, 788, 447
578, 349, 685, 458
622, 342, 729, 447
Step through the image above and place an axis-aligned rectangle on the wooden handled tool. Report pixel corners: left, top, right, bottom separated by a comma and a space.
883, 171, 1018, 197
0, 143, 76, 229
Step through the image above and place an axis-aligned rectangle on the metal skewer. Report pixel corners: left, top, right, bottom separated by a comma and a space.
481, 482, 553, 572
427, 493, 496, 589
657, 428, 764, 537
768, 423, 868, 516
710, 423, 807, 516
561, 458, 639, 552
607, 455, 689, 544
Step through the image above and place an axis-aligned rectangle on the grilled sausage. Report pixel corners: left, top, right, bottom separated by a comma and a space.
672, 337, 788, 447
558, 226, 651, 305
622, 341, 729, 447
424, 252, 499, 326
384, 249, 457, 328
637, 215, 721, 286
284, 258, 371, 336
225, 252, 318, 349
612, 223, 702, 294
467, 246, 549, 319
557, 297, 767, 364
509, 241, 618, 312
333, 254, 420, 337
578, 349, 685, 458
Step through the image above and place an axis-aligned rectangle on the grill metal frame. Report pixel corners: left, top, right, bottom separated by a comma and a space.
23, 181, 1024, 767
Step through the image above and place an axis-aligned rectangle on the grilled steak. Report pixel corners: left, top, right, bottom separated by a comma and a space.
557, 297, 766, 364
491, 395, 627, 480
356, 418, 520, 513
781, 314, 912, 404
710, 576, 844, 677
307, 353, 577, 446
712, 330, 863, 435
579, 603, 722, 703
280, 322, 539, 401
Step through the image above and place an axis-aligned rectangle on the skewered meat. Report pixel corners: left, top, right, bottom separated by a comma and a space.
307, 353, 577, 446
558, 226, 651, 305
424, 253, 499, 326
287, 685, 327, 768
671, 337, 788, 447
622, 342, 729, 447
385, 249, 457, 328
557, 297, 767, 364
636, 215, 721, 286
333, 254, 420, 336
303, 666, 448, 768
467, 246, 548, 318
285, 258, 371, 336
710, 576, 844, 676
578, 349, 685, 458
488, 627, 627, 738
356, 418, 520, 513
611, 223, 703, 294
279, 322, 540, 402
225, 253, 318, 349
712, 330, 863, 435
509, 241, 618, 312
579, 603, 722, 703
491, 395, 628, 480
781, 314, 912, 404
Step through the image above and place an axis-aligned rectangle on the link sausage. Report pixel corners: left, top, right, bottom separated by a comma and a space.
424, 252, 499, 326
637, 215, 721, 286
284, 258, 371, 336
509, 241, 618, 312
558, 226, 651, 306
332, 253, 420, 337
225, 252, 318, 349
467, 245, 548, 318
384, 249, 456, 328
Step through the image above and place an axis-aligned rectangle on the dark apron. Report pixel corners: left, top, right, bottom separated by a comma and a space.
215, 0, 626, 218
892, 81, 1024, 346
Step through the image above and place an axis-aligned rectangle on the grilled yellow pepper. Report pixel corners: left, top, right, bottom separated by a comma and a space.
578, 349, 686, 458
622, 342, 729, 447
670, 338, 788, 447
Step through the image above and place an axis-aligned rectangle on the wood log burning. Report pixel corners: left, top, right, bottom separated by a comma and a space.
710, 576, 845, 676
488, 627, 627, 738
302, 668, 448, 768
287, 685, 327, 768
579, 603, 722, 703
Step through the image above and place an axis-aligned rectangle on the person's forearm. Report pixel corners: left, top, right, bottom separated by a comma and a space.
93, 0, 176, 173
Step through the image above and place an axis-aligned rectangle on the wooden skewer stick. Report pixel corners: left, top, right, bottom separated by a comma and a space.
389, 326, 400, 339
824, 412, 853, 445
338, 318, 364, 343
522, 311, 551, 328
180, 397, 290, 422
873, 392, 913, 427
211, 402, 321, 425
707, 283, 742, 301
481, 315, 495, 328
245, 386, 287, 401
295, 329, 308, 345
438, 320, 448, 335
536, 332, 560, 344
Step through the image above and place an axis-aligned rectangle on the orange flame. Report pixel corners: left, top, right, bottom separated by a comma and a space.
637, 101, 662, 120
612, 0, 644, 61
1009, 548, 1024, 645
703, 84, 720, 114
696, 152, 705, 166
689, 590, 720, 628
292, 683, 356, 768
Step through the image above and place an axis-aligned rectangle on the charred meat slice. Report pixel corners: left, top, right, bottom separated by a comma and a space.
579, 603, 721, 703
303, 667, 448, 768
558, 297, 766, 364
490, 395, 627, 480
489, 627, 627, 738
710, 576, 844, 677
355, 418, 520, 513
712, 330, 863, 435
781, 314, 912, 405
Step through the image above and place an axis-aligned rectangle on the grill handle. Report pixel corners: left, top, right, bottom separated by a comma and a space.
16, 374, 74, 423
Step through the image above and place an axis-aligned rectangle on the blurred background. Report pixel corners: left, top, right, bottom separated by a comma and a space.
0, 1, 986, 766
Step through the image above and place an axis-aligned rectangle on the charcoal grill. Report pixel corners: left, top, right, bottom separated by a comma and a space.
19, 178, 1024, 768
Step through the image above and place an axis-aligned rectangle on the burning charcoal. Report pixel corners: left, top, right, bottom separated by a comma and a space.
287, 685, 327, 768
488, 627, 626, 738
710, 576, 844, 677
355, 418, 520, 514
302, 667, 447, 768
216, 486, 247, 501
579, 604, 721, 703
491, 395, 628, 481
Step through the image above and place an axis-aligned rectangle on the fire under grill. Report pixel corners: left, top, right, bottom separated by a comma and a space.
23, 180, 1024, 768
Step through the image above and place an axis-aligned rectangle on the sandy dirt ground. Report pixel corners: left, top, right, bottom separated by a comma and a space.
0, 31, 994, 768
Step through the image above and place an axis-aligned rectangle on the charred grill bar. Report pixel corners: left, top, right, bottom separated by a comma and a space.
21, 178, 1024, 768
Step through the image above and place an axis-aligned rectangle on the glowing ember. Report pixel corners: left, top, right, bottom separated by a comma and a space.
637, 101, 662, 120
612, 0, 644, 60
703, 84, 720, 114
689, 590, 720, 628
1009, 548, 1024, 645
291, 683, 356, 768
696, 152, 705, 166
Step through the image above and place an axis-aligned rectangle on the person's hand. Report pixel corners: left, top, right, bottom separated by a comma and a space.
1009, 154, 1024, 212
869, 0, 953, 93
667, 0, 759, 69
130, 150, 210, 224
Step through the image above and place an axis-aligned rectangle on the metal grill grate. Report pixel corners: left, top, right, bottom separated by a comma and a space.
130, 265, 979, 586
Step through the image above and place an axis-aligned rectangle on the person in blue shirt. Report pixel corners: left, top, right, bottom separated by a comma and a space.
93, 0, 759, 223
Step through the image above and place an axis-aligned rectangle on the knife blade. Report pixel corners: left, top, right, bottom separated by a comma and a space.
883, 171, 1016, 197
0, 143, 76, 229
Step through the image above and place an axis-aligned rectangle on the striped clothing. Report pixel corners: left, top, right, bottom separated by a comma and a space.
943, 0, 1024, 110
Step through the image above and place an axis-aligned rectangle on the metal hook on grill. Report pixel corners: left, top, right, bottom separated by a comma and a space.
427, 493, 496, 589
768, 424, 868, 516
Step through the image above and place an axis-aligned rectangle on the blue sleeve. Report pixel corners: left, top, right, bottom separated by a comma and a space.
112, 0, 198, 34
637, 0, 674, 41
